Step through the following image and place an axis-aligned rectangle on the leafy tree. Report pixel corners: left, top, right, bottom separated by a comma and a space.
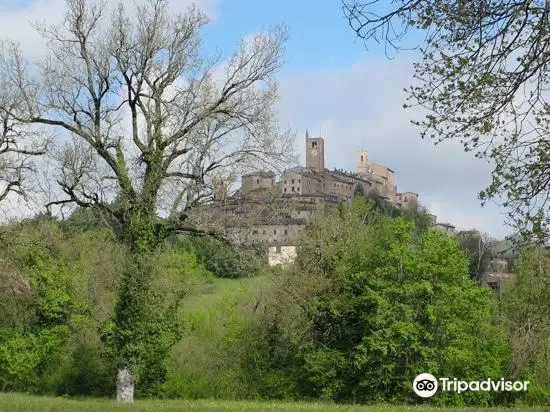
501, 247, 550, 404
62, 207, 107, 234
183, 236, 265, 278
365, 188, 402, 218
401, 198, 434, 238
292, 200, 509, 405
0, 0, 291, 402
0, 220, 84, 393
353, 183, 365, 197
343, 0, 550, 241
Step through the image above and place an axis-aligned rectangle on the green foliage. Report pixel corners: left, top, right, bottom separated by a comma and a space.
501, 247, 550, 404
105, 250, 184, 396
159, 273, 301, 401
400, 200, 434, 238
291, 201, 510, 405
0, 216, 221, 397
61, 207, 107, 235
354, 184, 365, 197
161, 282, 253, 399
50, 335, 115, 397
180, 236, 265, 279
365, 189, 402, 218
0, 326, 69, 392
2, 209, 550, 407
0, 220, 85, 393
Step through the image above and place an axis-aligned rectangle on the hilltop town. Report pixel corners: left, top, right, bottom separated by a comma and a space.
206, 131, 458, 259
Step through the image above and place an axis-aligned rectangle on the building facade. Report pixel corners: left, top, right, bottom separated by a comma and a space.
204, 131, 459, 262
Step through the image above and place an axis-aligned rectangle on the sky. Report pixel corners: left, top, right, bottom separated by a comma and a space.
0, 0, 512, 238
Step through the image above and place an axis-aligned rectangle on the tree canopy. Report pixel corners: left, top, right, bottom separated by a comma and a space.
0, 0, 292, 402
290, 199, 509, 404
343, 0, 550, 242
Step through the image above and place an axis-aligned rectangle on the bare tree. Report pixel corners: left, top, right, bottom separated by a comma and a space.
0, 43, 49, 208
342, 0, 550, 242
459, 230, 496, 281
0, 0, 292, 403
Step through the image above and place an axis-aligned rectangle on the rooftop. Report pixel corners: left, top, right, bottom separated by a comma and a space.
436, 222, 456, 228
370, 163, 395, 173
243, 170, 276, 178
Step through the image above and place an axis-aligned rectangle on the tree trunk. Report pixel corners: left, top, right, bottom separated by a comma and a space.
116, 367, 134, 403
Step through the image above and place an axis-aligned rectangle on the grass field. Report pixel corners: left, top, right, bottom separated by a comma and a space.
3, 278, 545, 411
0, 393, 547, 412
180, 274, 275, 311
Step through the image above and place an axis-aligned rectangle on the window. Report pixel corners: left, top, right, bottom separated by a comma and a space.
284, 188, 287, 193
312, 141, 317, 148
284, 229, 288, 235
256, 179, 259, 184
298, 179, 301, 183
292, 186, 295, 192
297, 187, 300, 191
361, 155, 364, 162
292, 179, 294, 184
262, 230, 266, 235
252, 230, 258, 235
274, 229, 277, 235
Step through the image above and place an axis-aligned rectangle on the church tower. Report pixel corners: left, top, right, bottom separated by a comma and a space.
305, 129, 325, 172
357, 150, 369, 175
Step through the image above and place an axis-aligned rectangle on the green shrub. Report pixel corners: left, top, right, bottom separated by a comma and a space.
0, 326, 70, 393
180, 236, 265, 279
287, 201, 511, 405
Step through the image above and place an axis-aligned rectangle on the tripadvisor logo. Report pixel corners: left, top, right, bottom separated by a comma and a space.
413, 373, 438, 398
413, 373, 529, 398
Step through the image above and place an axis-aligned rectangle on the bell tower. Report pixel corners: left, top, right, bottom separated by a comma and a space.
305, 129, 325, 172
357, 150, 369, 175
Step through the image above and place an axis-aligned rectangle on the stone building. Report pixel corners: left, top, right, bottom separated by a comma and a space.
395, 191, 419, 208
435, 222, 456, 234
204, 130, 460, 262
305, 130, 325, 172
240, 170, 277, 197
282, 131, 396, 203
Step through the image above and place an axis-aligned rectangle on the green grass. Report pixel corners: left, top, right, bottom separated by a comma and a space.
180, 275, 275, 311
0, 393, 546, 412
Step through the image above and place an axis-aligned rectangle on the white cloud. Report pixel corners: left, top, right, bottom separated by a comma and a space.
0, 0, 223, 58
276, 58, 513, 239
0, 0, 65, 57
0, 0, 226, 220
0, 1, 514, 239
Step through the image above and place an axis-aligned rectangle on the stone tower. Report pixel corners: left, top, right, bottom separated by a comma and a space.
305, 129, 325, 172
357, 150, 369, 175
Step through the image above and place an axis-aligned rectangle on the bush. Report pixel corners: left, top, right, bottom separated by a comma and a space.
285, 200, 511, 405
49, 336, 115, 397
173, 236, 265, 279
0, 326, 69, 393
